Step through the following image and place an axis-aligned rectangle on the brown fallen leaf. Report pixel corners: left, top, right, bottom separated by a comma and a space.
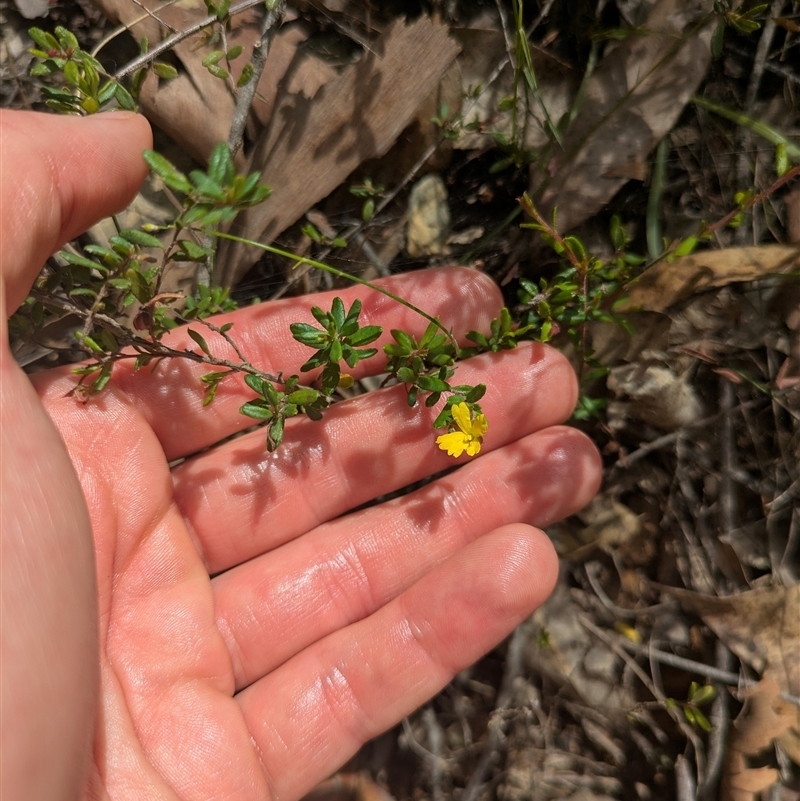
722, 678, 800, 801
91, 0, 337, 164
659, 584, 800, 698
620, 245, 800, 313
216, 16, 460, 286
529, 0, 714, 234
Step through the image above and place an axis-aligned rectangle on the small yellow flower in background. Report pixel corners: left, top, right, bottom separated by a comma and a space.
436, 402, 488, 458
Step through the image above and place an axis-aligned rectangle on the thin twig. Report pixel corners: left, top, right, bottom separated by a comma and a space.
610, 397, 766, 472
579, 616, 707, 785
461, 624, 528, 801
227, 1, 286, 158
422, 707, 446, 801
113, 0, 268, 81
734, 0, 783, 246
28, 290, 280, 383
697, 641, 734, 801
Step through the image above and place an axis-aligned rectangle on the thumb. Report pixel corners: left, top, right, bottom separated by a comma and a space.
0, 109, 152, 315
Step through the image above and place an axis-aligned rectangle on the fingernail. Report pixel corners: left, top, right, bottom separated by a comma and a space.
97, 110, 140, 121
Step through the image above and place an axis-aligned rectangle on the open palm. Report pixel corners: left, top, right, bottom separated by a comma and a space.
1, 111, 601, 801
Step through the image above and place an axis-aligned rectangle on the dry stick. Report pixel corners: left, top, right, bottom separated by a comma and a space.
461, 624, 529, 801
421, 707, 446, 801
197, 1, 286, 287
610, 396, 768, 473
584, 561, 678, 618
691, 379, 738, 801
703, 161, 800, 237
718, 377, 738, 544
227, 0, 286, 158
675, 754, 698, 801
91, 0, 184, 59
112, 0, 268, 81
728, 45, 800, 87
579, 615, 708, 785
676, 436, 717, 594
697, 640, 735, 801
734, 0, 783, 247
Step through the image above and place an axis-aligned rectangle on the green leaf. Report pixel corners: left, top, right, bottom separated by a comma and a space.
348, 325, 382, 346
416, 375, 450, 392
114, 83, 136, 110
331, 297, 346, 330
207, 65, 229, 80
310, 305, 330, 327
153, 62, 178, 80
226, 45, 243, 60
54, 26, 78, 51
266, 416, 284, 451
75, 332, 104, 353
143, 150, 192, 193
464, 384, 486, 403
290, 322, 327, 346
287, 388, 320, 405
29, 27, 59, 52
92, 362, 114, 392
237, 62, 254, 87
202, 50, 225, 68
775, 142, 790, 177
177, 240, 213, 261
187, 328, 211, 355
97, 80, 117, 105
63, 60, 80, 87
674, 236, 698, 257
60, 251, 104, 271
362, 198, 375, 222
466, 331, 489, 348
189, 171, 228, 202
711, 21, 725, 59
119, 229, 164, 249
320, 362, 340, 395
208, 143, 234, 188
244, 373, 265, 394
390, 329, 416, 352
240, 400, 274, 421
329, 338, 343, 363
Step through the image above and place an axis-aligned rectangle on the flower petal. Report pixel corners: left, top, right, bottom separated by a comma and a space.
436, 431, 469, 458
450, 402, 473, 435
465, 438, 482, 457
470, 413, 488, 438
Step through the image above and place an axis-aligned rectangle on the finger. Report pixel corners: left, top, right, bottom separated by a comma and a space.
237, 525, 559, 801
215, 424, 600, 690
0, 110, 152, 314
175, 341, 579, 572
36, 266, 503, 460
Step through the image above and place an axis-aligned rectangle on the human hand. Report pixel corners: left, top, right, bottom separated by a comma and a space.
1, 110, 601, 801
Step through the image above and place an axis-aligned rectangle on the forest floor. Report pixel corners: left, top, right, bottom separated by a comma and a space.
2, 1, 800, 799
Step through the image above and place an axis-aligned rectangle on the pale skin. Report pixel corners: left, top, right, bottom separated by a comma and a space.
0, 110, 602, 801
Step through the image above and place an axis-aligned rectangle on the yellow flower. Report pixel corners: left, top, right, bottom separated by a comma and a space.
436, 402, 488, 458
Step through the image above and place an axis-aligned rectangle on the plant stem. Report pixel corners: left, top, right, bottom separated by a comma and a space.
210, 230, 461, 351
